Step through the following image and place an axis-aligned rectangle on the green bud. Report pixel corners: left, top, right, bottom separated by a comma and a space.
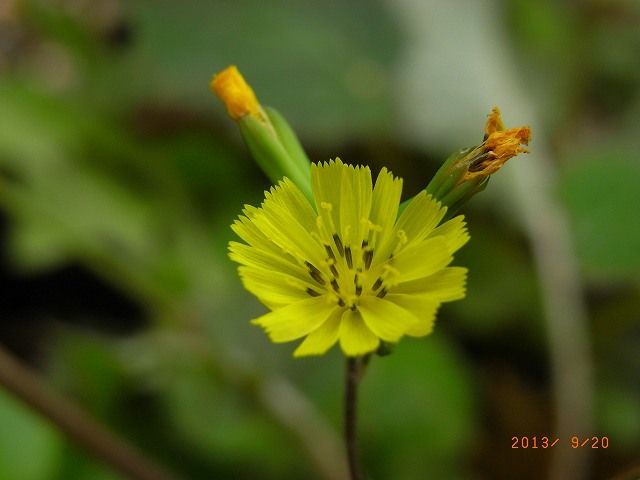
238, 113, 312, 200
265, 107, 312, 179
211, 66, 312, 200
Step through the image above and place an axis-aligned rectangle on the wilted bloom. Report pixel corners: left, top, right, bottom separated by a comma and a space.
463, 107, 531, 181
230, 159, 468, 357
425, 107, 531, 213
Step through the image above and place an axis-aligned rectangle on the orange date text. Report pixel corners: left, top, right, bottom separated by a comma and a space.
511, 436, 609, 449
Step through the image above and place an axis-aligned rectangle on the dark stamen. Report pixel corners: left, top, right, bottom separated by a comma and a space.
372, 278, 383, 291
333, 233, 344, 257
330, 263, 339, 278
305, 261, 326, 285
338, 298, 346, 307
350, 304, 357, 311
324, 244, 336, 261
376, 288, 387, 298
306, 288, 321, 297
345, 246, 353, 269
331, 279, 340, 292
469, 151, 492, 172
354, 273, 362, 296
363, 249, 373, 270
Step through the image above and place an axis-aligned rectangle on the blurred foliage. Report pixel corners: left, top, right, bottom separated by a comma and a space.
1, 0, 639, 479
0, 390, 62, 480
560, 151, 640, 281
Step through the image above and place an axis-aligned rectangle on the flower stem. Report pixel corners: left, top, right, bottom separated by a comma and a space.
345, 357, 366, 480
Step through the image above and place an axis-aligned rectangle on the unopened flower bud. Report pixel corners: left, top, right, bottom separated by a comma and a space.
211, 66, 312, 199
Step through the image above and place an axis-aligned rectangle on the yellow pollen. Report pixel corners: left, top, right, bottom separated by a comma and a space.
366, 220, 382, 233
210, 65, 261, 120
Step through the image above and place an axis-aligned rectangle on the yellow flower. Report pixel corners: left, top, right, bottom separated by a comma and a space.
210, 65, 263, 120
230, 159, 469, 357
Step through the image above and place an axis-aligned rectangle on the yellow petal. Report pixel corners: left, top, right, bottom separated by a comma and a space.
339, 163, 372, 247
311, 159, 344, 241
395, 191, 446, 245
428, 215, 470, 255
369, 167, 402, 252
339, 309, 380, 356
232, 207, 281, 254
253, 186, 326, 268
374, 191, 445, 262
293, 309, 342, 357
385, 293, 439, 337
267, 178, 317, 232
392, 266, 467, 301
358, 296, 419, 342
240, 267, 314, 310
252, 296, 336, 343
229, 241, 308, 280
389, 236, 452, 284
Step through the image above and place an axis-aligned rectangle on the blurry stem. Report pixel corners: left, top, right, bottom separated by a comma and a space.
256, 374, 349, 480
175, 332, 350, 480
0, 343, 182, 480
510, 151, 594, 480
345, 357, 366, 480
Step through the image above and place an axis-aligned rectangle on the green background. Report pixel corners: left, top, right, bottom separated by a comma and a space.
1, 0, 639, 479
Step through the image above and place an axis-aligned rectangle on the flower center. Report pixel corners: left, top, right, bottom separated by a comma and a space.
304, 231, 388, 310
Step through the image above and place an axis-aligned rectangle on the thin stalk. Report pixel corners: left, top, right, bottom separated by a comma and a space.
345, 357, 364, 480
0, 343, 182, 480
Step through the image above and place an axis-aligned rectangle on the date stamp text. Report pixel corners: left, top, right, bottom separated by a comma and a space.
511, 436, 609, 449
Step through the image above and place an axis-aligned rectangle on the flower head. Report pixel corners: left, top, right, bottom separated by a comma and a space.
230, 159, 468, 357
423, 106, 531, 214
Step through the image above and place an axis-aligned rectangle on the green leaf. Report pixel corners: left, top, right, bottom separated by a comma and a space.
560, 153, 640, 281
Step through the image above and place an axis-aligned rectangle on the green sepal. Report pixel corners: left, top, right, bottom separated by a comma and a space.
425, 147, 473, 199
265, 107, 311, 182
376, 341, 395, 357
439, 176, 484, 209
238, 115, 312, 200
442, 177, 489, 220
398, 147, 477, 216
